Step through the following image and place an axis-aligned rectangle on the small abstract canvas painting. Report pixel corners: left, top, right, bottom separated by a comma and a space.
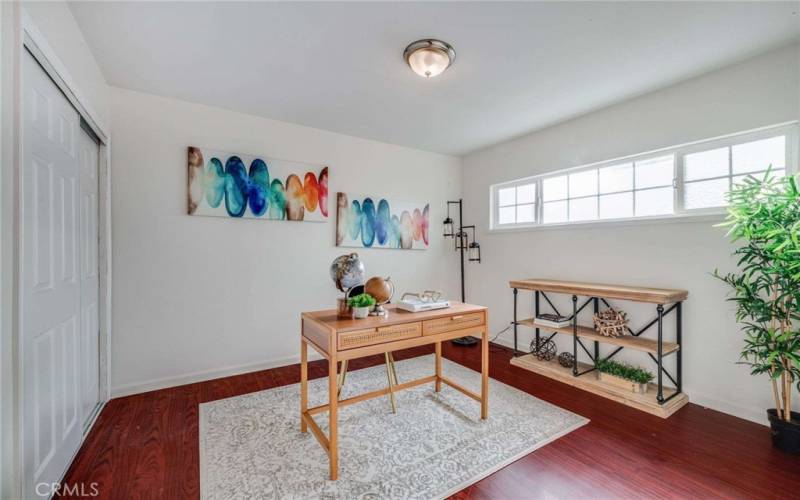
336, 192, 429, 250
187, 146, 328, 221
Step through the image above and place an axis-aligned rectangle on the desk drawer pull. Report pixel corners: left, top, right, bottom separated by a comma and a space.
451, 315, 463, 320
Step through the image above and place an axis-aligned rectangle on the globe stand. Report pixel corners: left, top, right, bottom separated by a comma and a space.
369, 303, 389, 317
365, 276, 394, 318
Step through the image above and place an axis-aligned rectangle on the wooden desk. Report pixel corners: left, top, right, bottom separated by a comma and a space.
300, 303, 489, 480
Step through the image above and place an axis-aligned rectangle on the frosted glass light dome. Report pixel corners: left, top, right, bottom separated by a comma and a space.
403, 39, 455, 78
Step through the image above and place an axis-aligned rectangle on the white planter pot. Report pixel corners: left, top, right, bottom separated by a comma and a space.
352, 306, 370, 319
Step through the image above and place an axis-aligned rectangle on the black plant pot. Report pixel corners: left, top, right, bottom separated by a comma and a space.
767, 409, 800, 454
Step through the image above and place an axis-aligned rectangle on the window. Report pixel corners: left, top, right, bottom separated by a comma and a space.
490, 123, 797, 229
538, 155, 676, 224
494, 181, 536, 226
682, 135, 786, 210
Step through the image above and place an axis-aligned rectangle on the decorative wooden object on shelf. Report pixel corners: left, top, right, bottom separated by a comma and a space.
593, 309, 628, 337
509, 278, 688, 418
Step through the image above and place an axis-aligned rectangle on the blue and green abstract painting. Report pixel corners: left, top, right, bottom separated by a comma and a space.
188, 146, 328, 222
335, 192, 429, 250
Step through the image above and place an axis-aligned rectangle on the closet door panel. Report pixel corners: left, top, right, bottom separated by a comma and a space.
78, 125, 100, 426
21, 50, 83, 499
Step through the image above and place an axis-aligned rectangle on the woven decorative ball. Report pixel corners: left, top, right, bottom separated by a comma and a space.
529, 338, 557, 361
558, 351, 574, 368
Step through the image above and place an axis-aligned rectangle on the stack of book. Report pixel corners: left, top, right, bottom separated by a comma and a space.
536, 313, 572, 328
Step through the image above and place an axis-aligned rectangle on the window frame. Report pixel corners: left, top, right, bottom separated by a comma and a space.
491, 179, 538, 228
489, 122, 798, 231
675, 126, 793, 216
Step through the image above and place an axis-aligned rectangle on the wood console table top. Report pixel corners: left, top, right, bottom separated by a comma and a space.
508, 278, 688, 304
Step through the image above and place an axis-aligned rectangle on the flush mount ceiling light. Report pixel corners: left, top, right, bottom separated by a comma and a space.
403, 39, 456, 78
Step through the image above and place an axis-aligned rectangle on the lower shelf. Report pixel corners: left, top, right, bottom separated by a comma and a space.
510, 354, 689, 418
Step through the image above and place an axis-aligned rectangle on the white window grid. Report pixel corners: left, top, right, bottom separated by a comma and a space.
490, 122, 798, 230
494, 182, 537, 227
538, 155, 675, 224
677, 130, 789, 214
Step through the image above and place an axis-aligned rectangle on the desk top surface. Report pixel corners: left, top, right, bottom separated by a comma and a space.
509, 278, 688, 304
302, 302, 486, 332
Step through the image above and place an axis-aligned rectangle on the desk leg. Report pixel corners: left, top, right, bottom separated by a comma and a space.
435, 342, 442, 392
481, 324, 489, 420
328, 355, 339, 480
300, 338, 308, 433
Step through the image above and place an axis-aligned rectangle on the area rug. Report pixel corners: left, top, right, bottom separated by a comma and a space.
199, 354, 588, 499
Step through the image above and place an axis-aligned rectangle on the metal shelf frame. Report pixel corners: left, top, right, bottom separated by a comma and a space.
512, 287, 683, 405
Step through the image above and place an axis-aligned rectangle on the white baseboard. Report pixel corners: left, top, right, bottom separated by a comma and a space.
491, 336, 771, 426
110, 350, 324, 398
686, 390, 768, 426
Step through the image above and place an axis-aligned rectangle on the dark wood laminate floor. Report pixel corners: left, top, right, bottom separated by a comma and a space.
59, 343, 800, 499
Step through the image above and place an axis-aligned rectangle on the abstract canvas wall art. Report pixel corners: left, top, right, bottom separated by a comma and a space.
187, 146, 328, 221
336, 193, 429, 250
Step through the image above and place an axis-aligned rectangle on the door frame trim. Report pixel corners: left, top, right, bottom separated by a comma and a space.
1, 6, 113, 498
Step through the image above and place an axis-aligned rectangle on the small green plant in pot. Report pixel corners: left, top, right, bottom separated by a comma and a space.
348, 293, 376, 319
596, 359, 654, 393
714, 170, 800, 454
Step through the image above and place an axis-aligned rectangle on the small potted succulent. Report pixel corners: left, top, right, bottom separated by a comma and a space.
596, 359, 654, 394
348, 293, 376, 319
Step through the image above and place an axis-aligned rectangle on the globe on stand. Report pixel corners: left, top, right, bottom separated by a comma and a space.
330, 253, 366, 317
365, 276, 394, 316
330, 253, 366, 292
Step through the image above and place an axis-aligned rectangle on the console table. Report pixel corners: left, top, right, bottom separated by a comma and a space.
300, 303, 489, 480
508, 279, 688, 418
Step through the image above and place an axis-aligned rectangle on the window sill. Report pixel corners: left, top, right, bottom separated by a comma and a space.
488, 212, 727, 233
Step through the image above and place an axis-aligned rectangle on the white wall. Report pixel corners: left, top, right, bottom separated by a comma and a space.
109, 87, 462, 396
22, 1, 110, 130
461, 43, 800, 424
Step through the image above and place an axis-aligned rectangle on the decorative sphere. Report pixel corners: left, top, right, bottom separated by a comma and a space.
530, 338, 557, 362
365, 276, 394, 305
330, 253, 366, 292
558, 352, 575, 368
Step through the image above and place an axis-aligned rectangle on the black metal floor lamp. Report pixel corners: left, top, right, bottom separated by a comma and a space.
443, 199, 481, 346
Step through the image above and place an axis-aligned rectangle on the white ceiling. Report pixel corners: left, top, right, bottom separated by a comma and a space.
69, 1, 799, 155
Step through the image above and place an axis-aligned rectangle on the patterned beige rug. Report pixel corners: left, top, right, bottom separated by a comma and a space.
200, 354, 588, 499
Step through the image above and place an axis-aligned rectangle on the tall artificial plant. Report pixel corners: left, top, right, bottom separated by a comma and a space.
715, 170, 800, 422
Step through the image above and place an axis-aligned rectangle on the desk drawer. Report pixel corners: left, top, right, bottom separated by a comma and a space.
338, 322, 422, 350
423, 312, 484, 335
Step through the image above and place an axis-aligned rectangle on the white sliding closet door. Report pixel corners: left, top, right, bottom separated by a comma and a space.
78, 123, 100, 428
21, 50, 99, 499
